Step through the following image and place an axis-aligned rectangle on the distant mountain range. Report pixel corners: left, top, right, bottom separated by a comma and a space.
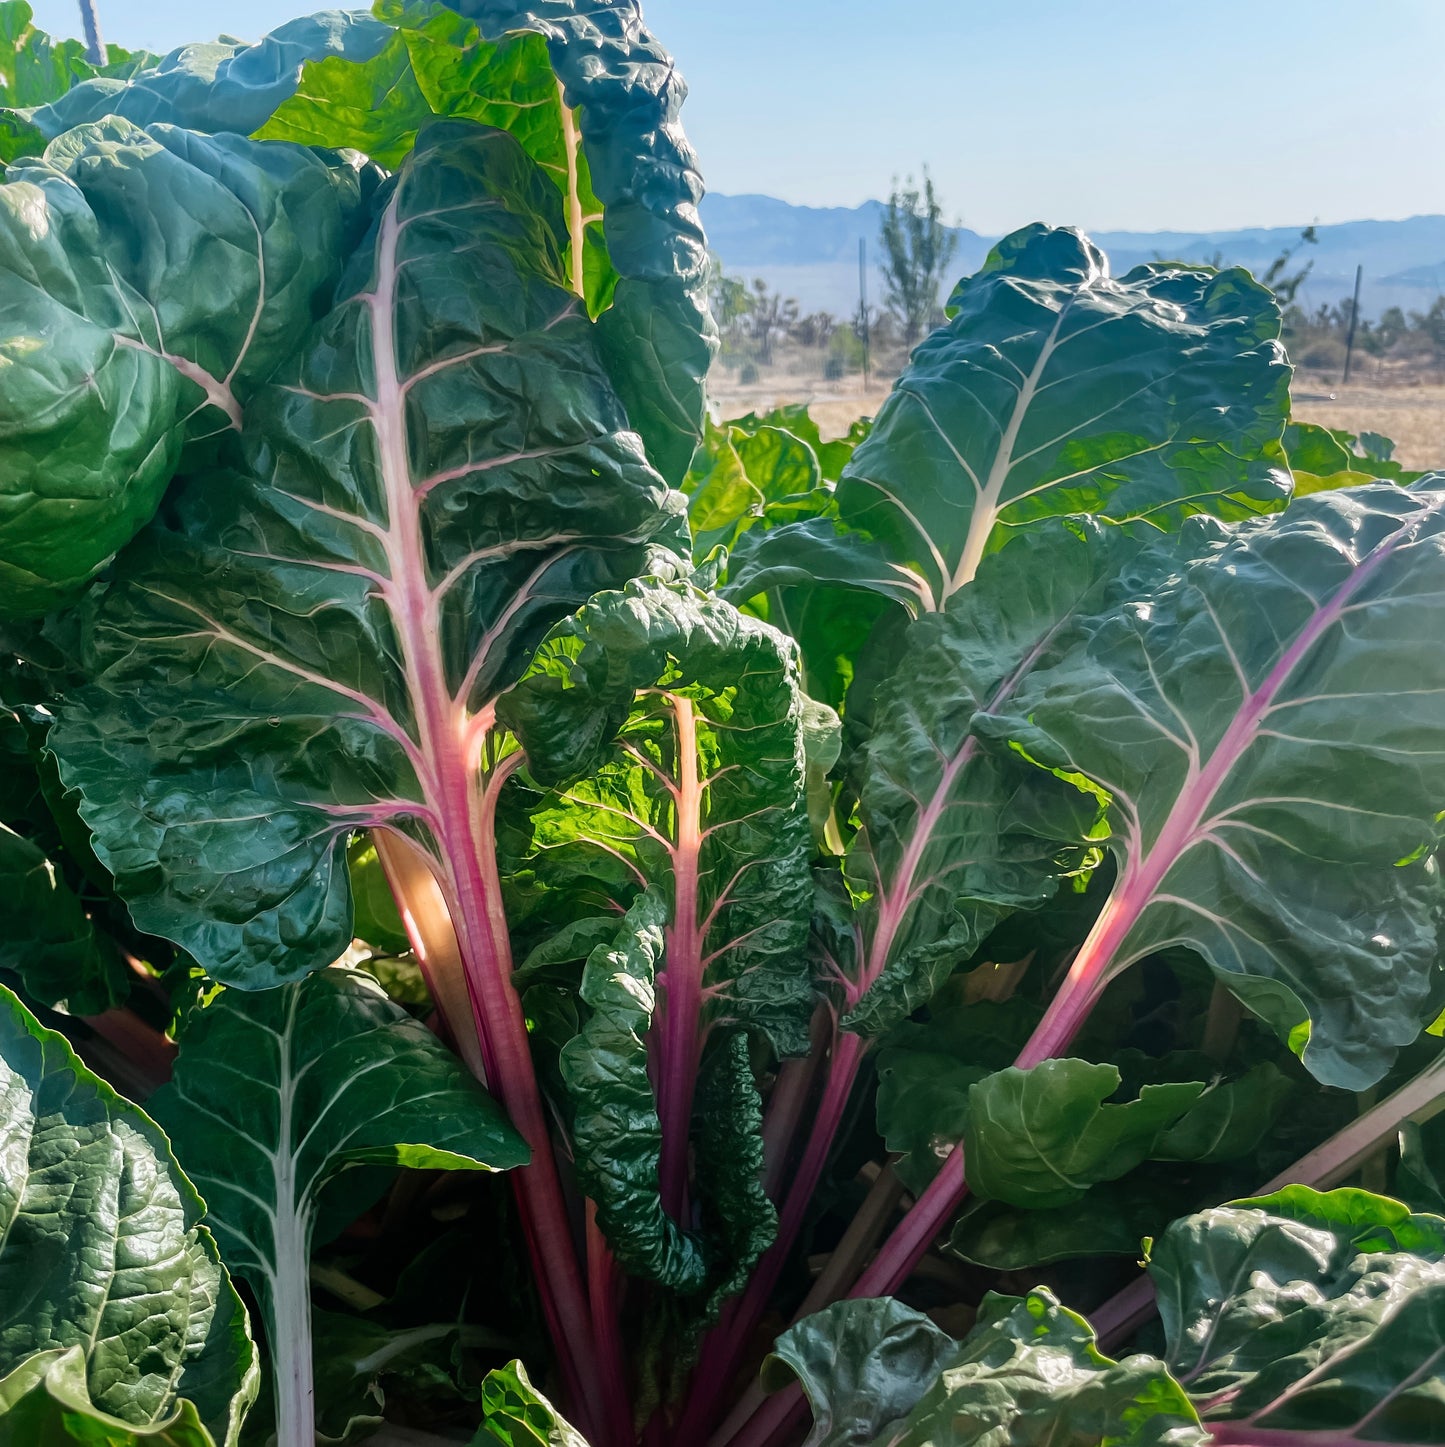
698, 194, 1445, 320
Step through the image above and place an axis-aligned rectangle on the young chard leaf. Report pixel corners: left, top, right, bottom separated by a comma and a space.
147, 968, 528, 1447
982, 484, 1445, 1090
0, 119, 367, 615
472, 1358, 589, 1447
962, 1060, 1206, 1209
0, 983, 259, 1447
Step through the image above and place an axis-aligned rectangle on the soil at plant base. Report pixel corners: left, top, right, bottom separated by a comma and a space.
708, 363, 1445, 471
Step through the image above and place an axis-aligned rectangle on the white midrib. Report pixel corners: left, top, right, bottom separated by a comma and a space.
557, 81, 588, 300
269, 990, 313, 1447
946, 300, 1072, 599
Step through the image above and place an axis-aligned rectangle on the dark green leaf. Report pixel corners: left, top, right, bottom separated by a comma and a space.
148, 968, 527, 1435
0, 822, 128, 1013
49, 121, 685, 987
558, 889, 707, 1291
761, 1297, 956, 1447
502, 579, 819, 1055
748, 224, 1290, 617
979, 484, 1445, 1089
1154, 1186, 1445, 1441
770, 1289, 1205, 1447
0, 120, 366, 614
0, 983, 258, 1445
836, 518, 1117, 1038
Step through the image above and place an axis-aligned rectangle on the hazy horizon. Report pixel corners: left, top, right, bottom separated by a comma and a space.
27, 0, 1445, 235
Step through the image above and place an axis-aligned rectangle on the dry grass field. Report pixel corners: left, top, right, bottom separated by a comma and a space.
709, 365, 1445, 473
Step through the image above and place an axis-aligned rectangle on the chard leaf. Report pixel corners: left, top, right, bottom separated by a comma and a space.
0, 983, 259, 1446
501, 580, 818, 1057
0, 821, 128, 1013
147, 968, 528, 1440
267, 0, 713, 479
50, 119, 685, 989
963, 1059, 1206, 1209
258, 0, 617, 317
559, 888, 707, 1291
693, 1030, 776, 1317
835, 517, 1116, 1038
744, 224, 1290, 615
0, 119, 365, 614
1154, 1187, 1445, 1442
979, 484, 1445, 1089
1, 10, 391, 157
0, 1347, 213, 1445
472, 1358, 588, 1447
770, 1290, 1205, 1447
761, 1297, 957, 1447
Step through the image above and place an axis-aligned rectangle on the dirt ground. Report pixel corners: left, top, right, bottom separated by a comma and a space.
708, 365, 1445, 474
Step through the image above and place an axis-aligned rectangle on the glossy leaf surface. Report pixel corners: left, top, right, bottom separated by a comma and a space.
0, 984, 257, 1446
834, 518, 1114, 1038
50, 120, 683, 987
0, 119, 364, 614
1154, 1187, 1445, 1441
771, 1290, 1205, 1447
981, 484, 1445, 1088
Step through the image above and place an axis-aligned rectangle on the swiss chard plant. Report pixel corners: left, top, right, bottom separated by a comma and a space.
1, 4, 1444, 1447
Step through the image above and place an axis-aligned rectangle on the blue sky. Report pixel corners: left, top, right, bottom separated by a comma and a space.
29, 0, 1445, 232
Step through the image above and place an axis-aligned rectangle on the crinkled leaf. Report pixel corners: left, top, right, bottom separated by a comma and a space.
746, 224, 1290, 617
1155, 1186, 1445, 1440
964, 1059, 1206, 1209
0, 984, 258, 1446
49, 121, 685, 988
694, 1030, 776, 1317
836, 518, 1116, 1038
885, 1290, 1205, 1447
770, 1289, 1205, 1447
558, 888, 706, 1291
0, 822, 128, 1013
0, 119, 365, 614
979, 484, 1445, 1089
149, 967, 527, 1324
471, 1358, 588, 1447
762, 1297, 957, 1447
442, 0, 712, 481
0, 1347, 214, 1445
1, 10, 391, 157
502, 580, 818, 1054
259, 0, 617, 317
